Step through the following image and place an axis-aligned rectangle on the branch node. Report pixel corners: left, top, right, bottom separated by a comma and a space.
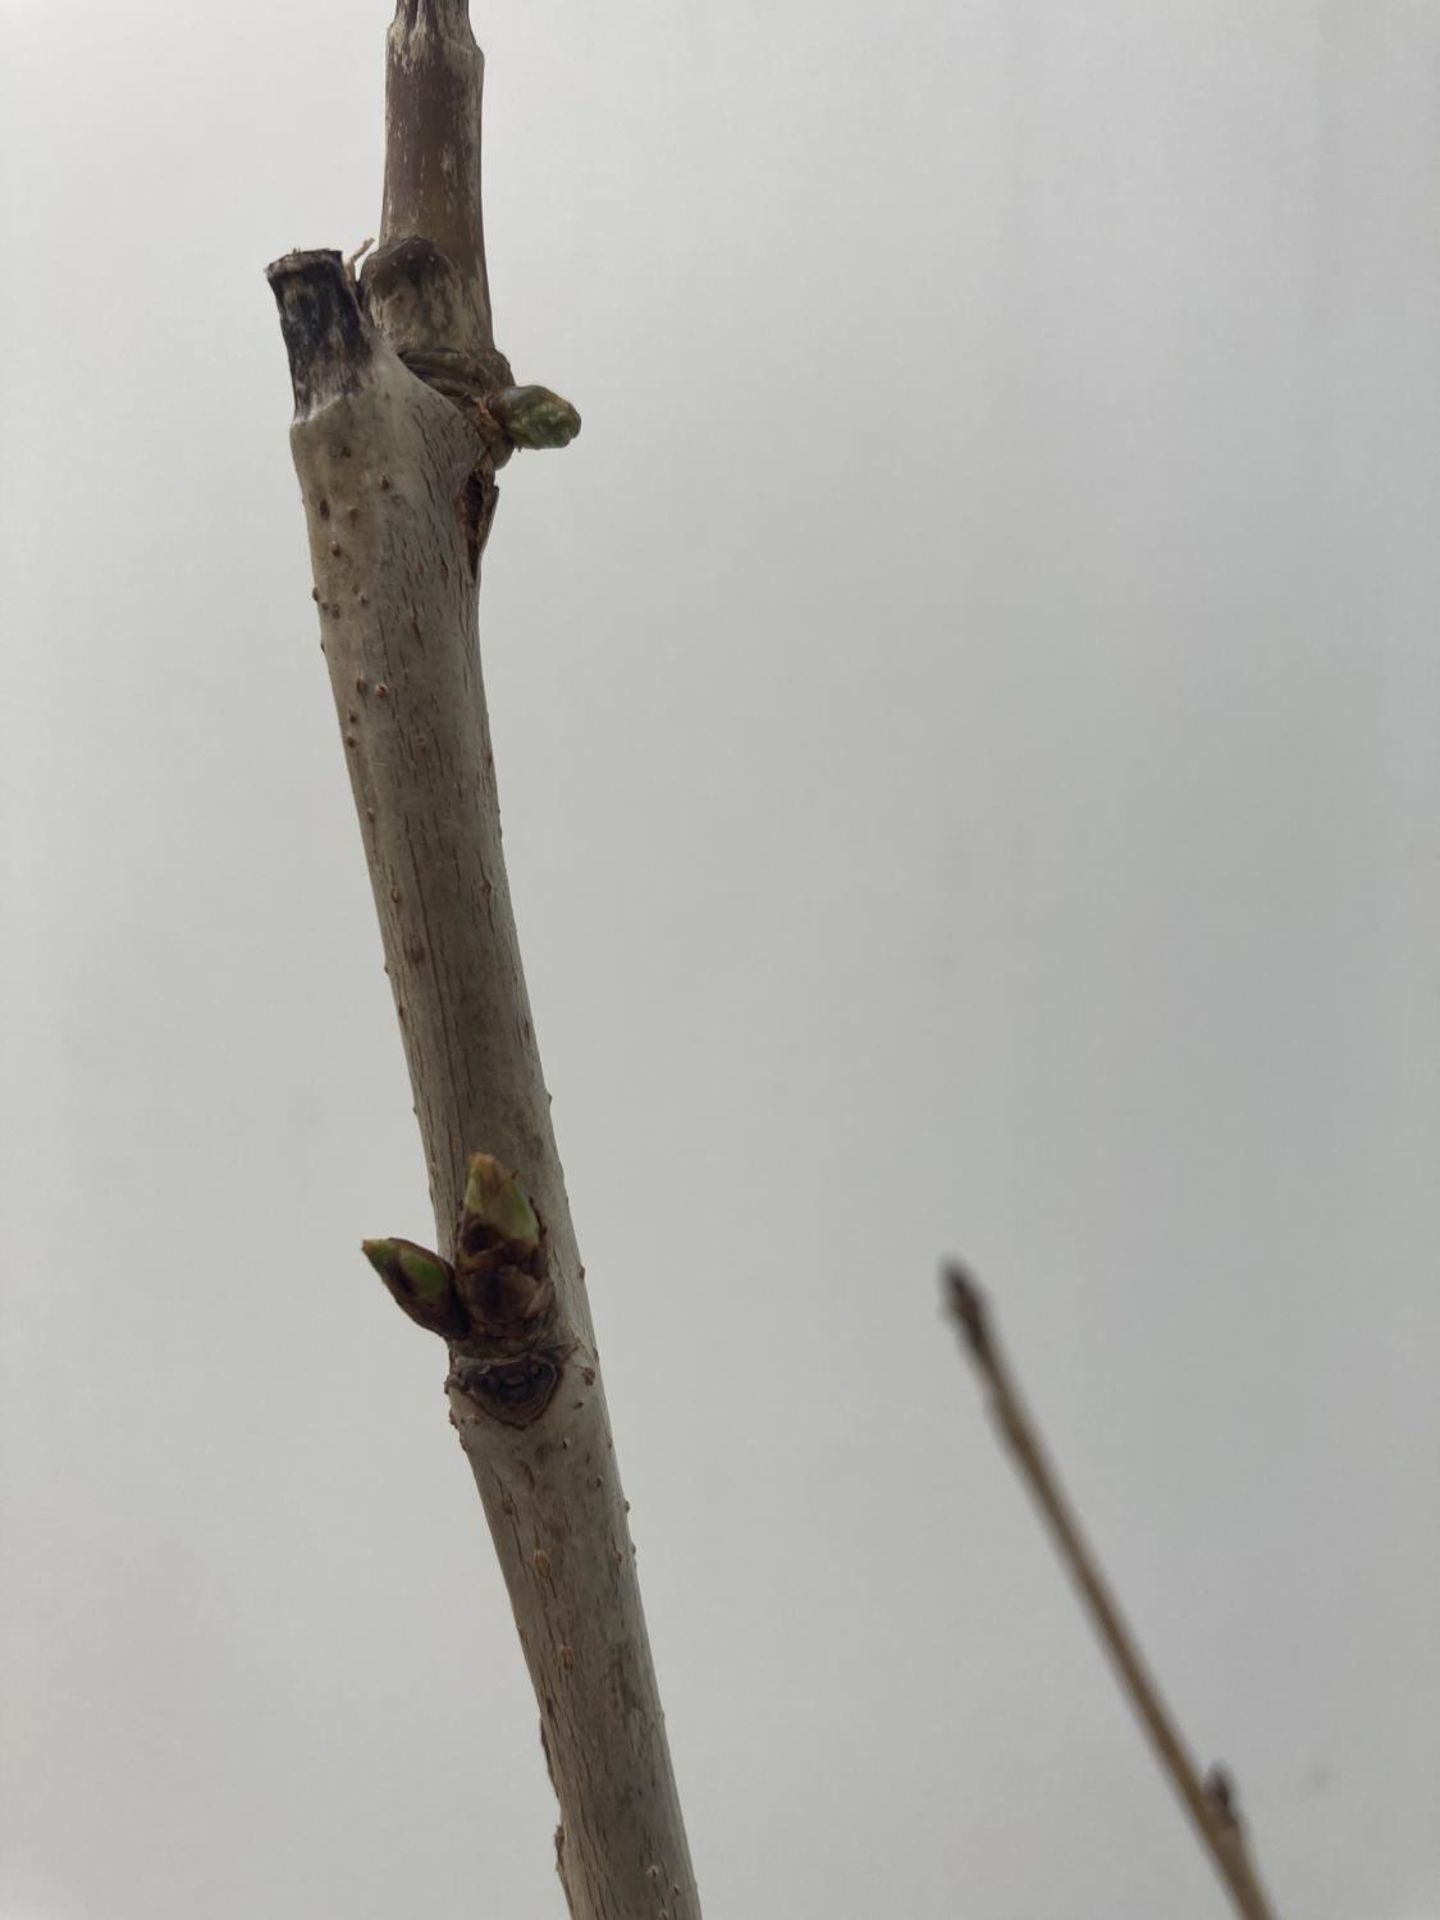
442, 1155, 568, 1426
362, 237, 511, 384
1205, 1763, 1240, 1827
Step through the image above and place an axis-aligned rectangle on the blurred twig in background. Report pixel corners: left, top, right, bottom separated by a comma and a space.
944, 1263, 1279, 1920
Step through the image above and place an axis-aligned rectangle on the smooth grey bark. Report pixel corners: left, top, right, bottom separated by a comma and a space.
266, 8, 699, 1917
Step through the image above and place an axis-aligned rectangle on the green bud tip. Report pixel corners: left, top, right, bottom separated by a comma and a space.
494, 385, 582, 452
462, 1154, 540, 1249
362, 1237, 454, 1300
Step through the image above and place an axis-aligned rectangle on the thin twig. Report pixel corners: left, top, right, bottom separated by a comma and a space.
944, 1262, 1279, 1920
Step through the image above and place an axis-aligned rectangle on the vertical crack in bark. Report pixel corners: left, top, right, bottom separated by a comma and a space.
457, 468, 497, 575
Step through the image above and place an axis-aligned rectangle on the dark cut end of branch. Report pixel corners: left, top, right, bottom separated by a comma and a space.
363, 1237, 468, 1339
395, 0, 476, 43
944, 1261, 996, 1370
267, 251, 376, 418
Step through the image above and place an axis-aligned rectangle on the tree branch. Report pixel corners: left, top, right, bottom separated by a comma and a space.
379, 0, 496, 352
266, 10, 696, 1915
944, 1264, 1279, 1920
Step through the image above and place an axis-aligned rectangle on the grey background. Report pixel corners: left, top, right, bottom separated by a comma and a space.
2, 2, 1437, 1916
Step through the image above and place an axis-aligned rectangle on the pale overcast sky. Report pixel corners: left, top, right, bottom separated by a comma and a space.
2, 3, 1438, 1917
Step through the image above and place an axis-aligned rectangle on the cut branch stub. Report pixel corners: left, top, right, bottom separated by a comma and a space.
381, 0, 494, 360
268, 251, 376, 416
